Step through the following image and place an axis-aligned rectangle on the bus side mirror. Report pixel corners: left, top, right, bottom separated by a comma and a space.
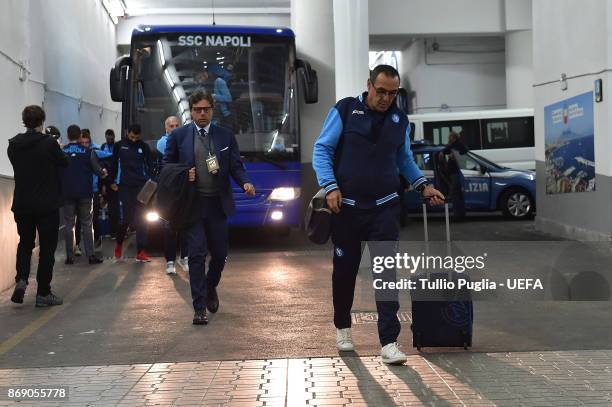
296, 59, 318, 104
110, 56, 132, 102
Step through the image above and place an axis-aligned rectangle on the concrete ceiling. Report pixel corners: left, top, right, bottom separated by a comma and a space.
123, 0, 290, 12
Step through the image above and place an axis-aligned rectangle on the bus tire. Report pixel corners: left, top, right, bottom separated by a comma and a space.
500, 188, 534, 219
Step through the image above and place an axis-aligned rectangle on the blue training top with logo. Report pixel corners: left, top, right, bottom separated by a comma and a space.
312, 92, 427, 209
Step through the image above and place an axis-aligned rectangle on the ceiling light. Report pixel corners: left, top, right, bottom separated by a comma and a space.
157, 40, 165, 67
163, 69, 174, 88
101, 0, 124, 24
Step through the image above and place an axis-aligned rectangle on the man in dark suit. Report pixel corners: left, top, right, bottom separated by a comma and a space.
163, 90, 255, 325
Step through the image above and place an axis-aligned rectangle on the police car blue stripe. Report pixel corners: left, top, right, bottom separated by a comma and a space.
375, 192, 399, 206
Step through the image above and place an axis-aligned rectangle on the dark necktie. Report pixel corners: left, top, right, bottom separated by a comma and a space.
199, 128, 207, 138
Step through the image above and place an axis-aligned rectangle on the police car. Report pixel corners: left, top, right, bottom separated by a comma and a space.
405, 143, 536, 219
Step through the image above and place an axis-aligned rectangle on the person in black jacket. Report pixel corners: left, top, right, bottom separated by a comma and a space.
111, 123, 153, 262
8, 105, 68, 307
439, 131, 468, 220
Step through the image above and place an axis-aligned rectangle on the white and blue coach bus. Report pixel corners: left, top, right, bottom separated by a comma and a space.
109, 25, 318, 231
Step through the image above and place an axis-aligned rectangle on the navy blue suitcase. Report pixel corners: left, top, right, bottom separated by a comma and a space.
410, 203, 473, 351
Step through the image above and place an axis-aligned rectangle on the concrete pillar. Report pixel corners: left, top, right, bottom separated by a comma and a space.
291, 0, 335, 164
291, 0, 336, 215
533, 0, 612, 240
333, 0, 369, 99
505, 30, 534, 108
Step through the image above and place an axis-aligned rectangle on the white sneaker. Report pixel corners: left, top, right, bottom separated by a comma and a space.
336, 328, 355, 351
381, 342, 407, 365
166, 261, 176, 275
177, 257, 189, 272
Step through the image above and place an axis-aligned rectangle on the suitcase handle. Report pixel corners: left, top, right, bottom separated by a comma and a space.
422, 199, 450, 242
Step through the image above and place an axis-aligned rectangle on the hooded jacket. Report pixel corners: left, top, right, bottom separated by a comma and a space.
8, 130, 68, 214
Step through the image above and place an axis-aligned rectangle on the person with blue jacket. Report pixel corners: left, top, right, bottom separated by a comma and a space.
111, 123, 153, 262
100, 129, 119, 239
312, 65, 445, 365
80, 133, 113, 246
157, 115, 189, 275
211, 68, 233, 130
62, 125, 106, 265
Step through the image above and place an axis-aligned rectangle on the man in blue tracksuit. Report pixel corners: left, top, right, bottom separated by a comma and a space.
80, 133, 113, 246
111, 123, 153, 262
312, 65, 445, 364
62, 125, 106, 265
100, 129, 119, 239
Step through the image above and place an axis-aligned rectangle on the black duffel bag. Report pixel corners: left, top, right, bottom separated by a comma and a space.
304, 188, 332, 244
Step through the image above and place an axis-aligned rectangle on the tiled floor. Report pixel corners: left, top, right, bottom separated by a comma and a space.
2, 350, 612, 406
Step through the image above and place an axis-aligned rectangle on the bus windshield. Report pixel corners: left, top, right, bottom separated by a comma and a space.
130, 32, 298, 161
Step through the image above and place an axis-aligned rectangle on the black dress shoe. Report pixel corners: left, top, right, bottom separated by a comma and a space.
65, 257, 74, 265
193, 309, 208, 325
207, 287, 219, 313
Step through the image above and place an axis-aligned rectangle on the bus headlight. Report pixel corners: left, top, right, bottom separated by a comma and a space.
269, 187, 300, 201
146, 211, 160, 222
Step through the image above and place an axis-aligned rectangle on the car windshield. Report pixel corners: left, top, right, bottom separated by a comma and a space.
466, 151, 506, 170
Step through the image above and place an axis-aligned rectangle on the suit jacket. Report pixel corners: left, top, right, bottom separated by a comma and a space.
155, 163, 196, 230
162, 122, 250, 217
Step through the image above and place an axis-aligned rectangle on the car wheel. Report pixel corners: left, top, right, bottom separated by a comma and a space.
500, 189, 533, 219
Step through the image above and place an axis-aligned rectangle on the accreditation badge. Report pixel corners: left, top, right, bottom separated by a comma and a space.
206, 154, 220, 174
